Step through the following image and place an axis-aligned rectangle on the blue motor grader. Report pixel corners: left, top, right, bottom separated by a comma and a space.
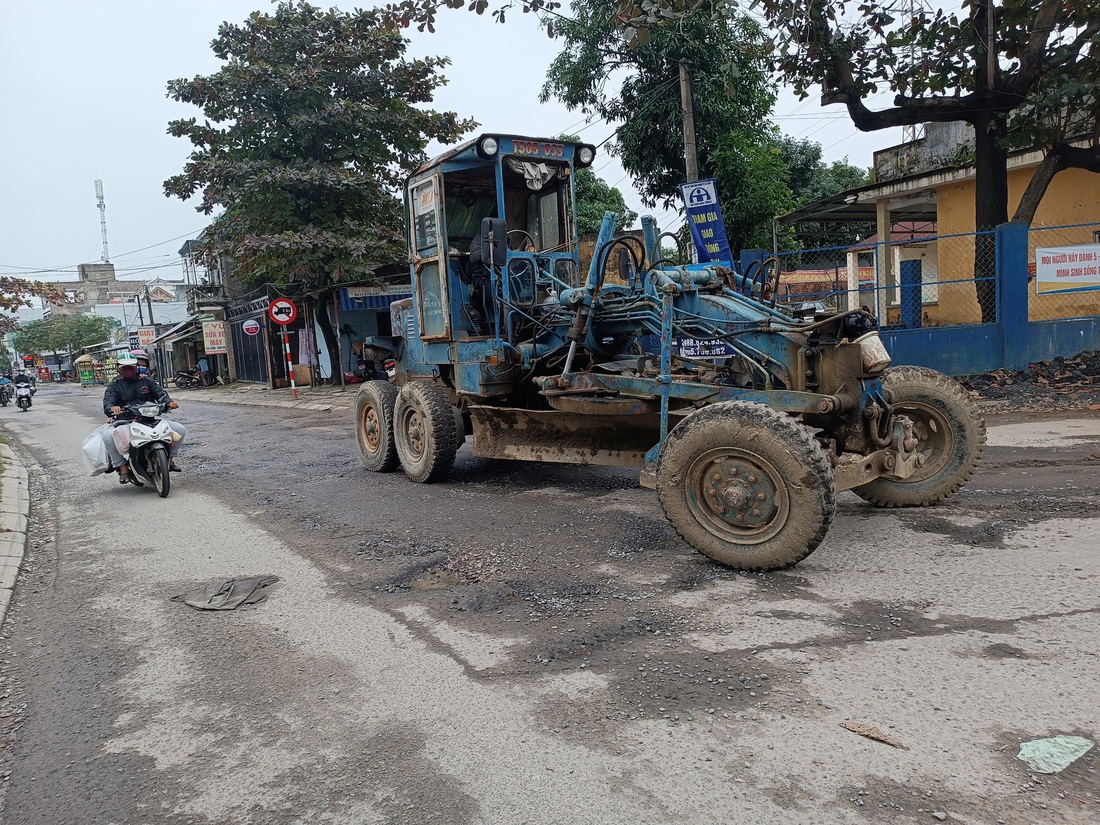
354, 134, 986, 570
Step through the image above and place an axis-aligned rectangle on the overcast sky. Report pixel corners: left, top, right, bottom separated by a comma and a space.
0, 1, 900, 285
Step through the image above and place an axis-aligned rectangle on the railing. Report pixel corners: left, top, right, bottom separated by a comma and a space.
187, 284, 228, 313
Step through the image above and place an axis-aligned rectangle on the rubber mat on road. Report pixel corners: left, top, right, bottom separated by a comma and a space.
171, 575, 280, 610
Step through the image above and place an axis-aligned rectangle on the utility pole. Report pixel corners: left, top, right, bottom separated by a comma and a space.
678, 60, 699, 184
145, 285, 155, 326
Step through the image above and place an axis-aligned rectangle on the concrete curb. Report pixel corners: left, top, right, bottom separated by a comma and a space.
174, 386, 356, 414
0, 442, 29, 630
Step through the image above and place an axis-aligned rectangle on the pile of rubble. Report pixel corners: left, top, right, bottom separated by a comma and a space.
960, 350, 1100, 411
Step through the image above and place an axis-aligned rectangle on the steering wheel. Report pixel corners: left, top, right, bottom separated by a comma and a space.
507, 230, 537, 252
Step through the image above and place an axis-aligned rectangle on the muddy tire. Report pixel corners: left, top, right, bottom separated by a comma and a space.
356, 381, 400, 472
853, 365, 986, 507
394, 381, 459, 483
657, 401, 836, 571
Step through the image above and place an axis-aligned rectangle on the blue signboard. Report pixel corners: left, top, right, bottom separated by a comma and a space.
679, 179, 732, 265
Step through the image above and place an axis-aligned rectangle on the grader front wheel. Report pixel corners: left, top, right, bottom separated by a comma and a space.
853, 366, 986, 507
657, 401, 836, 571
394, 381, 459, 483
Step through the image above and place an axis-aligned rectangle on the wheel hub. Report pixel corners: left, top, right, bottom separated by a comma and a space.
702, 459, 778, 530
363, 409, 381, 448
404, 411, 425, 458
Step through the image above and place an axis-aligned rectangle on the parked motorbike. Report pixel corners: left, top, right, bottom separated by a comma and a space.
173, 369, 205, 389
15, 385, 32, 412
110, 401, 177, 497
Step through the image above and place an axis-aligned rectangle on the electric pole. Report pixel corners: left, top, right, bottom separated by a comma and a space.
679, 60, 699, 184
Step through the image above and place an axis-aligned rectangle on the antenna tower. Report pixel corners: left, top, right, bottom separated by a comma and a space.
95, 179, 110, 263
898, 0, 929, 144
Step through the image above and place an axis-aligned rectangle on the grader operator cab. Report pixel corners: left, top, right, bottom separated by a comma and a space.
354, 134, 986, 571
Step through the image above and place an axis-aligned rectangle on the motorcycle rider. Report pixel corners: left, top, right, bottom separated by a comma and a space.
12, 370, 33, 406
131, 349, 157, 382
0, 373, 12, 403
103, 353, 186, 483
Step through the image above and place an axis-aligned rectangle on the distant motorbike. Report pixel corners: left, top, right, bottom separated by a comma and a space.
15, 385, 32, 412
0, 385, 10, 407
110, 401, 176, 497
173, 369, 205, 389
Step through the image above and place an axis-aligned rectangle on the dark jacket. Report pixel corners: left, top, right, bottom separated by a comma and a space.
103, 376, 172, 419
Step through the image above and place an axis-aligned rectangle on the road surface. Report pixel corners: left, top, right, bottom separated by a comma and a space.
0, 384, 1096, 824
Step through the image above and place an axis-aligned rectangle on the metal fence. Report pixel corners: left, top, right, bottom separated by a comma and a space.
772, 228, 998, 329
1026, 222, 1100, 323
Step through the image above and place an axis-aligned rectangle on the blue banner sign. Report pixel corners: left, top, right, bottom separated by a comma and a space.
679, 179, 732, 264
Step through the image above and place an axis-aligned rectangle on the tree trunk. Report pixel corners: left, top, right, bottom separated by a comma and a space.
1012, 149, 1065, 226
972, 113, 1009, 323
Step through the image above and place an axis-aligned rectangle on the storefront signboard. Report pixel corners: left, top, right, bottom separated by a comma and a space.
202, 321, 228, 355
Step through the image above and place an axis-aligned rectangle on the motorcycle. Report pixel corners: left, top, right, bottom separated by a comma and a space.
15, 385, 32, 412
110, 401, 177, 497
173, 369, 205, 389
0, 385, 10, 407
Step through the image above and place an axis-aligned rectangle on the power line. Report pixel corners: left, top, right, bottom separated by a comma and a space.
0, 227, 207, 275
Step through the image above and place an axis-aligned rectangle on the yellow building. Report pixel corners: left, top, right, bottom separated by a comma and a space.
781, 123, 1100, 326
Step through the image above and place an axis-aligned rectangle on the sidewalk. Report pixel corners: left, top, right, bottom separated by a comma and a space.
171, 381, 359, 413
0, 441, 30, 630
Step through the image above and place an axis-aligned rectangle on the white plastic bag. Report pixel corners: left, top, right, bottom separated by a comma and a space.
81, 423, 113, 476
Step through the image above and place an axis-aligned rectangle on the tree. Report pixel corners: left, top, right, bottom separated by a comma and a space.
539, 0, 778, 232
710, 130, 794, 251
0, 278, 66, 335
574, 167, 638, 235
13, 315, 113, 364
555, 134, 638, 234
164, 1, 475, 377
777, 136, 870, 253
757, 0, 1100, 321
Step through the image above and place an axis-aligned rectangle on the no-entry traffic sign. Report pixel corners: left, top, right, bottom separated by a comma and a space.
268, 298, 298, 325
242, 319, 261, 336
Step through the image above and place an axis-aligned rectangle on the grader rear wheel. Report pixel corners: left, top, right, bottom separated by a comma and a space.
394, 381, 459, 483
853, 366, 986, 507
657, 401, 836, 571
356, 380, 400, 472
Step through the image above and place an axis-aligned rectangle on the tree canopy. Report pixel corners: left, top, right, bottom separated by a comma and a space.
777, 136, 870, 251
0, 278, 66, 335
540, 0, 775, 209
390, 0, 1098, 233
13, 314, 114, 359
164, 1, 475, 290
759, 0, 1099, 224
574, 167, 638, 236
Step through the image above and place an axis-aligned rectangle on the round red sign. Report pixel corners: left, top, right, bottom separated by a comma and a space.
242, 319, 261, 336
268, 299, 298, 325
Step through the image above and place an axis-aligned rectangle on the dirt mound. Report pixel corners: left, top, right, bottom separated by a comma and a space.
960, 350, 1100, 411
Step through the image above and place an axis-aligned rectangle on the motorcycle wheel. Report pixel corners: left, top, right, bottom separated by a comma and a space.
174, 377, 187, 389
150, 448, 171, 498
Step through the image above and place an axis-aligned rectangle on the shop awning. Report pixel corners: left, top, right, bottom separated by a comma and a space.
151, 316, 201, 345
